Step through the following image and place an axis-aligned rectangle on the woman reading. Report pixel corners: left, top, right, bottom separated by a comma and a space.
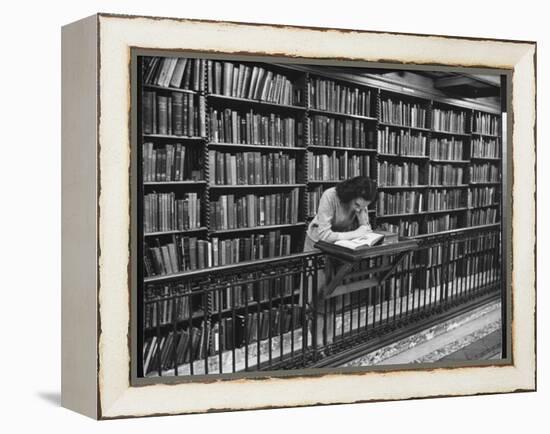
302, 176, 378, 344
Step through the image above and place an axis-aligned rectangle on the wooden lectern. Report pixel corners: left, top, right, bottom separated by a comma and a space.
315, 237, 419, 299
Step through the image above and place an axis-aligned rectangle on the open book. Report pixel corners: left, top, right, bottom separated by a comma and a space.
334, 231, 385, 250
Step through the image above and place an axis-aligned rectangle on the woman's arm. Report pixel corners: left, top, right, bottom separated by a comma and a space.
335, 226, 371, 240
356, 207, 372, 230
356, 207, 369, 225
313, 190, 365, 242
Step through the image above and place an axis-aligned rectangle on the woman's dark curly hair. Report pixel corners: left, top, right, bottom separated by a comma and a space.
335, 176, 377, 204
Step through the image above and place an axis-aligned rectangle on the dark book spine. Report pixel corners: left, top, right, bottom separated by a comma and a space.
189, 237, 197, 269
197, 240, 205, 269
172, 92, 183, 136
157, 95, 168, 135
143, 92, 153, 134
188, 94, 194, 137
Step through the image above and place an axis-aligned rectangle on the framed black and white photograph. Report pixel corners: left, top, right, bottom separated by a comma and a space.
133, 51, 508, 379
61, 13, 536, 419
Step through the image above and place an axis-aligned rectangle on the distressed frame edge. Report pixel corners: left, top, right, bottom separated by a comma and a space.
93, 11, 537, 46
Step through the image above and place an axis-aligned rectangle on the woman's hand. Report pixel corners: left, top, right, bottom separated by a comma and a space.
337, 224, 373, 241
356, 207, 370, 226
354, 225, 372, 238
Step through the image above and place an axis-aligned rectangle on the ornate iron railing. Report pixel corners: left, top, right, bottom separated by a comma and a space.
141, 225, 501, 377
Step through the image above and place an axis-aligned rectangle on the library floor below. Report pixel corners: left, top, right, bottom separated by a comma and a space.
341, 298, 501, 367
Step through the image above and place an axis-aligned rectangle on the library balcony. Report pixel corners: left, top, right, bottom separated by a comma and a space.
141, 225, 502, 377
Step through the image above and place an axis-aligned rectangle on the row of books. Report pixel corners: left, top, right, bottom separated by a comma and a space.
141, 57, 501, 136
140, 190, 498, 231
431, 108, 467, 133
425, 189, 465, 212
377, 127, 427, 156
471, 138, 500, 158
377, 191, 424, 215
309, 115, 376, 148
208, 150, 297, 185
209, 232, 293, 266
308, 152, 372, 181
309, 77, 374, 116
144, 236, 211, 277
142, 143, 203, 182
142, 91, 206, 137
379, 272, 414, 297
209, 108, 303, 147
427, 165, 464, 186
142, 57, 206, 91
143, 320, 206, 375
211, 274, 296, 313
439, 242, 461, 260
143, 273, 296, 329
208, 61, 302, 106
422, 245, 461, 272
306, 186, 325, 217
424, 235, 497, 265
380, 98, 428, 128
428, 138, 465, 161
144, 192, 201, 233
210, 190, 300, 230
470, 164, 500, 183
144, 284, 192, 330
438, 240, 462, 261
424, 244, 445, 265
464, 234, 498, 252
467, 208, 498, 226
377, 162, 422, 187
425, 214, 459, 233
468, 187, 497, 208
378, 221, 420, 237
379, 212, 496, 236
463, 256, 497, 279
212, 305, 304, 353
378, 190, 467, 215
143, 231, 294, 277
472, 112, 500, 136
422, 264, 458, 289
143, 305, 304, 374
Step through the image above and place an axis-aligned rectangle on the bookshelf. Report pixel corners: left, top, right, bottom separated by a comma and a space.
306, 72, 378, 222
376, 98, 501, 237
137, 55, 503, 376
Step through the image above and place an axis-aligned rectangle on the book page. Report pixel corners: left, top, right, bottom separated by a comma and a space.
335, 232, 383, 249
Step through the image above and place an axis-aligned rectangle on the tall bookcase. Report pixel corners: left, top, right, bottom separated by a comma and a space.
137, 55, 503, 376
376, 89, 431, 236
468, 109, 502, 227
305, 72, 378, 225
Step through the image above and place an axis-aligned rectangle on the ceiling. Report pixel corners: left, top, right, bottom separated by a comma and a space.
319, 66, 501, 99
416, 71, 501, 98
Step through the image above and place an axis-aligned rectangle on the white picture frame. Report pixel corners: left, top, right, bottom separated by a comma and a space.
61, 13, 536, 419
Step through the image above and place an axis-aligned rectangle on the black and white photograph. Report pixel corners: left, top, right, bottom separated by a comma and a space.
0, 0, 544, 428
53, 6, 537, 424
134, 54, 508, 379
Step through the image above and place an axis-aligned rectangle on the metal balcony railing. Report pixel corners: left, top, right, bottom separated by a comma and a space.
141, 226, 501, 377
